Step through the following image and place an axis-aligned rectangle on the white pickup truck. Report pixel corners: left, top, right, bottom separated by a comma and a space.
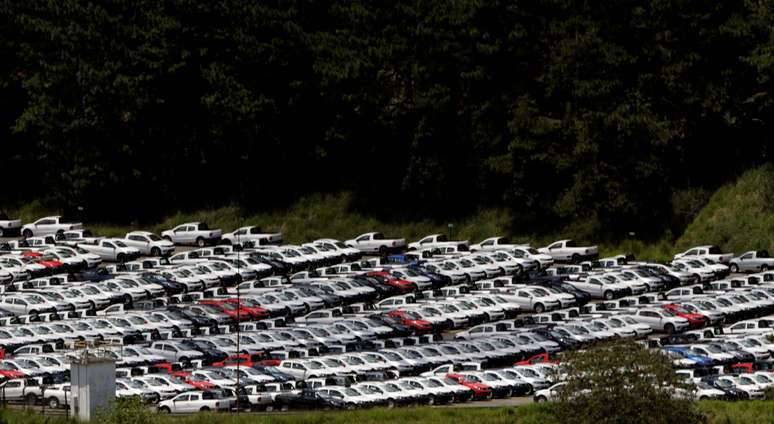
77, 239, 141, 262
21, 216, 83, 238
221, 226, 283, 245
469, 236, 528, 252
0, 213, 22, 237
345, 232, 406, 254
158, 390, 231, 413
161, 222, 222, 247
674, 245, 733, 264
408, 234, 469, 250
538, 239, 599, 262
0, 378, 44, 405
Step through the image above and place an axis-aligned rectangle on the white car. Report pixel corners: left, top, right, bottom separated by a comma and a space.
671, 260, 716, 282
534, 382, 566, 402
674, 245, 733, 264
221, 226, 282, 246
161, 222, 222, 247
123, 231, 175, 256
509, 246, 554, 268
21, 216, 83, 238
345, 232, 406, 254
76, 239, 141, 262
500, 286, 562, 313
630, 309, 690, 333
538, 239, 599, 262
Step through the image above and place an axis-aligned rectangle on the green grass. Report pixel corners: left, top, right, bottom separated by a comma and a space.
7, 192, 677, 260
677, 164, 774, 255
2, 401, 773, 424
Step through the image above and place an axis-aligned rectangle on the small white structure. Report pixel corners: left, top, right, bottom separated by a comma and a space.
70, 352, 116, 421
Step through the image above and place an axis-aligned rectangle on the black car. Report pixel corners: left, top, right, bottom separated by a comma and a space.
352, 275, 401, 299
531, 327, 581, 350
700, 376, 748, 400
141, 272, 187, 295
274, 389, 350, 411
368, 315, 414, 337
179, 339, 229, 365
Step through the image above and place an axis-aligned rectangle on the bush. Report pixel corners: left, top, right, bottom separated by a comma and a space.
96, 396, 154, 424
556, 340, 705, 424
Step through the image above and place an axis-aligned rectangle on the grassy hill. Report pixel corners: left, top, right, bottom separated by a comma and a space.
677, 164, 774, 255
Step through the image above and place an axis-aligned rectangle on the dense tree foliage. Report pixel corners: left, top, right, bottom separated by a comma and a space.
1, 0, 773, 237
557, 340, 704, 424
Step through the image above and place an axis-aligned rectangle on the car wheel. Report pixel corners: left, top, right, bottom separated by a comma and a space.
664, 324, 675, 334
379, 245, 388, 255
692, 273, 701, 282
200, 406, 210, 412
0, 228, 3, 237
604, 290, 614, 300
68, 303, 77, 312
117, 253, 126, 263
123, 294, 132, 304
386, 399, 396, 409
159, 406, 171, 414
26, 393, 37, 405
534, 303, 545, 314
535, 395, 547, 403
729, 263, 739, 273
761, 265, 769, 272
28, 309, 38, 316
484, 313, 491, 322
280, 404, 289, 412
179, 356, 189, 366
88, 300, 96, 310
47, 397, 60, 409
571, 254, 580, 263
151, 247, 161, 256
22, 229, 33, 238
644, 284, 651, 292
196, 237, 206, 247
699, 396, 708, 401
222, 238, 232, 245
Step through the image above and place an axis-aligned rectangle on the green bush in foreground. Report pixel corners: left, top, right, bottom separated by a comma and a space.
557, 340, 704, 424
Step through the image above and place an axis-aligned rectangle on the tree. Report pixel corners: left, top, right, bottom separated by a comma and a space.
557, 340, 704, 424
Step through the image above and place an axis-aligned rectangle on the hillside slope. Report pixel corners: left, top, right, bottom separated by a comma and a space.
677, 164, 774, 254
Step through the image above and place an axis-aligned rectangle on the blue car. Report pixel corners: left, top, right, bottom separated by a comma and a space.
663, 346, 714, 367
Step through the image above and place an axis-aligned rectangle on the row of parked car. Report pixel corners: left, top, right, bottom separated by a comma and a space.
1, 214, 774, 412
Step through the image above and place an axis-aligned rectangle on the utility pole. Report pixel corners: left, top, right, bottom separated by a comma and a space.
235, 225, 241, 415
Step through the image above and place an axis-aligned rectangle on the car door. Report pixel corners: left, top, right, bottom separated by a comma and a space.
739, 252, 755, 271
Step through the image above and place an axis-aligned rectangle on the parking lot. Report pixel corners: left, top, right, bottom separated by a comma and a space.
0, 216, 772, 413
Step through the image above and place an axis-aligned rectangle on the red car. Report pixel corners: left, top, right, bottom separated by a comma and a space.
515, 353, 560, 366
385, 310, 434, 334
20, 252, 64, 272
446, 373, 492, 399
220, 298, 269, 320
148, 362, 181, 374
661, 304, 707, 328
171, 371, 216, 390
212, 352, 266, 368
199, 300, 256, 322
366, 271, 416, 293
